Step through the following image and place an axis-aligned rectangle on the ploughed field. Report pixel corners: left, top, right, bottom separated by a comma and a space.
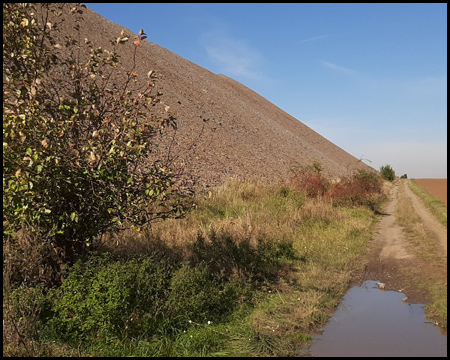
413, 179, 447, 205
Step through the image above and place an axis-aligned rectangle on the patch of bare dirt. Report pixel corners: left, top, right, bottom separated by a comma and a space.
413, 179, 447, 205
362, 180, 447, 304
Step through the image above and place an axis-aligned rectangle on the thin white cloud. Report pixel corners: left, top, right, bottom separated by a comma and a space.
320, 60, 357, 75
295, 34, 329, 44
200, 31, 264, 80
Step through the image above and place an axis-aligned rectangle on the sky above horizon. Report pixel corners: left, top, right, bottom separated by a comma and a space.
85, 3, 447, 178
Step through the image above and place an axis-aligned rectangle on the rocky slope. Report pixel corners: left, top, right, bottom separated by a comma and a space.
41, 3, 375, 187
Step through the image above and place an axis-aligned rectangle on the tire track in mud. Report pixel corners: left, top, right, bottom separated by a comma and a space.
363, 179, 447, 303
376, 182, 414, 261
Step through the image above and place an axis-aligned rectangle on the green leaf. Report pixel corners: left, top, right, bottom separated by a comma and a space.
70, 212, 78, 222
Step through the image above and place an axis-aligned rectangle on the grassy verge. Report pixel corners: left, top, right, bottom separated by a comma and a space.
3, 176, 385, 357
409, 179, 447, 228
395, 180, 447, 329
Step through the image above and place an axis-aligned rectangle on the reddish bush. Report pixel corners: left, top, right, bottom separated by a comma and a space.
325, 171, 383, 208
290, 168, 330, 198
289, 165, 383, 209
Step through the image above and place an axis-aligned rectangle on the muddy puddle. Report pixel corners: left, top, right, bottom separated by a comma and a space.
308, 280, 447, 357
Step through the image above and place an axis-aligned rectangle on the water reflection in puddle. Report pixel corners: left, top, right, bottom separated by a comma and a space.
308, 280, 447, 357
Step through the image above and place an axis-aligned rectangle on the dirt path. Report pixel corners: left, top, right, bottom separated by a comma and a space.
362, 180, 447, 303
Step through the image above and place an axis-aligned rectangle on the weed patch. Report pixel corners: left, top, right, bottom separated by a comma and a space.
4, 175, 385, 356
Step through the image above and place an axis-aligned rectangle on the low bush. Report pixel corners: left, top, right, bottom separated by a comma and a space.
166, 263, 241, 327
289, 164, 385, 211
45, 253, 175, 344
43, 251, 257, 346
380, 164, 396, 181
289, 163, 330, 197
325, 170, 384, 209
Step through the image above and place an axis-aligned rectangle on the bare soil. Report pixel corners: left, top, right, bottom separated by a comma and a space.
362, 179, 447, 304
413, 178, 447, 204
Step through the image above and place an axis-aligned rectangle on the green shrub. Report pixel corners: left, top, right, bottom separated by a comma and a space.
380, 164, 395, 181
167, 263, 240, 326
44, 253, 248, 345
45, 253, 175, 343
3, 3, 193, 268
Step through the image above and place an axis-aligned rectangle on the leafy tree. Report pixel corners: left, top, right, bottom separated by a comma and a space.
379, 164, 395, 181
3, 3, 193, 265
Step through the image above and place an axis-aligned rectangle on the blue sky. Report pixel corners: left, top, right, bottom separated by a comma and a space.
85, 3, 447, 178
